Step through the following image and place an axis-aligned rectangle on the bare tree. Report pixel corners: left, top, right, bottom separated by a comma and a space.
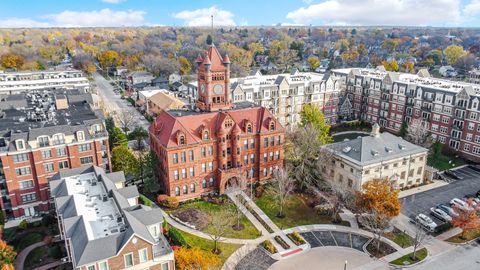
362, 210, 391, 252
325, 180, 355, 223
116, 109, 135, 135
209, 207, 235, 254
224, 173, 248, 230
271, 167, 295, 218
406, 118, 433, 147
411, 220, 428, 261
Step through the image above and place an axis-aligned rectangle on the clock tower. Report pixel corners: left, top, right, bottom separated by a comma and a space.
195, 44, 232, 112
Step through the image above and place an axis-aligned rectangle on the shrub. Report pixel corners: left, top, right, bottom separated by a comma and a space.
274, 235, 290, 249
0, 210, 4, 226
287, 232, 306, 245
140, 194, 152, 207
158, 195, 179, 209
434, 222, 453, 235
48, 245, 63, 259
262, 240, 277, 254
19, 219, 29, 229
42, 214, 56, 227
255, 185, 265, 198
167, 227, 187, 247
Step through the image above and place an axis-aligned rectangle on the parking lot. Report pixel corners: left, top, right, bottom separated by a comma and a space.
401, 166, 480, 225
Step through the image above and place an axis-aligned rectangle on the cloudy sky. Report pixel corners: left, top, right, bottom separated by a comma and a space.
0, 0, 480, 28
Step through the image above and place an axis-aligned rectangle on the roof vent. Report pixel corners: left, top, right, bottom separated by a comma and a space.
385, 147, 393, 153
342, 146, 352, 153
398, 144, 406, 150
371, 150, 379, 156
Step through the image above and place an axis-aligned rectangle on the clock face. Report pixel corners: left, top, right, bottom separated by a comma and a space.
213, 84, 223, 95
200, 84, 205, 93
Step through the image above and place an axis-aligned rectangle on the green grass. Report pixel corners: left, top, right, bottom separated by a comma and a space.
25, 246, 47, 270
385, 231, 414, 248
446, 227, 480, 243
175, 228, 242, 264
427, 152, 465, 171
255, 188, 350, 229
175, 200, 260, 239
390, 248, 428, 266
9, 232, 44, 252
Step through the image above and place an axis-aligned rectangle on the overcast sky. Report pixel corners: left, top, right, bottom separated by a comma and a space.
1, 0, 480, 28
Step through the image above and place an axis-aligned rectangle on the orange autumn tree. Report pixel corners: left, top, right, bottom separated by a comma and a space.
356, 178, 401, 218
0, 226, 16, 270
451, 199, 480, 240
175, 247, 221, 270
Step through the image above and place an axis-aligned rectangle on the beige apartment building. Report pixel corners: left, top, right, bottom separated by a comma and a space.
324, 124, 428, 190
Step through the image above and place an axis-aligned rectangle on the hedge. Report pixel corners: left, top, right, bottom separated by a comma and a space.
262, 240, 277, 254
167, 227, 187, 247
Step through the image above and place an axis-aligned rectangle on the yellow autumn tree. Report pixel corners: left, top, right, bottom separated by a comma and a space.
382, 60, 399, 72
307, 56, 320, 71
444, 45, 465, 65
175, 247, 221, 270
178, 56, 191, 75
1, 53, 24, 69
98, 50, 121, 69
356, 178, 401, 218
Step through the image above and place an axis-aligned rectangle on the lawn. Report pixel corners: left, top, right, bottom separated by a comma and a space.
385, 230, 413, 248
427, 152, 465, 171
176, 228, 242, 264
254, 188, 350, 229
9, 232, 44, 252
390, 248, 428, 266
446, 227, 480, 243
173, 200, 260, 239
25, 246, 47, 270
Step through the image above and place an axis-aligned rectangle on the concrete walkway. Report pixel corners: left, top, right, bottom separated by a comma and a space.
339, 208, 359, 229
399, 180, 449, 198
33, 261, 65, 270
15, 240, 47, 270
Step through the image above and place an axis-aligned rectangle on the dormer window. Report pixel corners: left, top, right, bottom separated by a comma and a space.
92, 124, 102, 134
246, 124, 252, 133
16, 139, 25, 150
38, 136, 49, 147
52, 134, 65, 145
77, 131, 85, 141
269, 122, 275, 131
179, 136, 185, 145
203, 131, 209, 140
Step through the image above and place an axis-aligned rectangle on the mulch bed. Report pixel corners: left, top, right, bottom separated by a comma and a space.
171, 208, 211, 230
366, 240, 396, 258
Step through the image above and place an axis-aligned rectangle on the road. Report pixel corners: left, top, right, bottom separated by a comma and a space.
92, 72, 150, 130
411, 241, 480, 270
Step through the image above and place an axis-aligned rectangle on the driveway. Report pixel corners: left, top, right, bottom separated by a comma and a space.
401, 166, 480, 225
92, 72, 150, 130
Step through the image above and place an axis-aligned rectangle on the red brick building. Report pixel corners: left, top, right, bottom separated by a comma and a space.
0, 90, 110, 219
149, 45, 285, 200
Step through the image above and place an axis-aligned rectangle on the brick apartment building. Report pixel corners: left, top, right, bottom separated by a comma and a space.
50, 166, 173, 270
332, 67, 480, 162
0, 89, 110, 219
149, 44, 285, 200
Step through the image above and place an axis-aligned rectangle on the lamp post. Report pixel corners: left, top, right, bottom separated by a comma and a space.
344, 260, 348, 270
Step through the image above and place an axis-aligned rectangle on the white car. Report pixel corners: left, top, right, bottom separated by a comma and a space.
430, 207, 452, 222
416, 214, 437, 232
450, 198, 472, 211
437, 204, 459, 218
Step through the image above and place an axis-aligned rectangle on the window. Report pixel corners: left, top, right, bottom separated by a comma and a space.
270, 137, 275, 146
52, 134, 65, 145
209, 177, 214, 187
172, 153, 178, 164
139, 248, 148, 263
247, 124, 252, 133
19, 180, 34, 190
80, 156, 93, 164
275, 151, 280, 160
189, 167, 195, 177
87, 265, 96, 270
269, 152, 274, 161
179, 135, 185, 145
250, 139, 255, 148
44, 163, 54, 173
203, 131, 209, 140
77, 131, 85, 141
59, 160, 69, 170
208, 146, 213, 156
202, 179, 207, 188
175, 187, 180, 196
98, 261, 108, 270
13, 153, 29, 163
190, 183, 195, 192
244, 140, 248, 149
38, 136, 49, 147
181, 168, 186, 178
78, 143, 91, 152
16, 139, 25, 150
181, 152, 186, 163
263, 168, 267, 176
161, 262, 169, 270
189, 150, 194, 161
201, 147, 206, 157
208, 162, 213, 171
202, 163, 206, 173
56, 148, 67, 157
417, 167, 423, 175
244, 155, 248, 165
41, 150, 52, 159
183, 185, 188, 194
263, 153, 267, 162
21, 193, 36, 203
174, 170, 179, 180
250, 154, 255, 163
124, 253, 134, 268
264, 138, 268, 147
16, 167, 31, 176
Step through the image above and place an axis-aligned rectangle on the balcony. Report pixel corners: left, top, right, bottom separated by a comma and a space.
153, 237, 173, 259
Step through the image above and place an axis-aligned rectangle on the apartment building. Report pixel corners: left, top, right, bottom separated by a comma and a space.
0, 69, 90, 94
469, 68, 480, 84
324, 124, 428, 190
149, 44, 285, 200
332, 67, 480, 162
0, 89, 110, 219
50, 166, 174, 270
230, 69, 344, 129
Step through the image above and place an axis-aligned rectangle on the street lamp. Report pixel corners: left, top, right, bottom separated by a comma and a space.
344, 260, 348, 270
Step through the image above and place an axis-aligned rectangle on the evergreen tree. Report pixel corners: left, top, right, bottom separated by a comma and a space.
111, 146, 139, 177
143, 152, 160, 193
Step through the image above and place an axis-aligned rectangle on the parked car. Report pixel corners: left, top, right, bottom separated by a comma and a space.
464, 195, 480, 205
444, 170, 464, 180
469, 164, 480, 172
415, 214, 437, 232
430, 207, 452, 222
437, 204, 459, 218
450, 198, 472, 211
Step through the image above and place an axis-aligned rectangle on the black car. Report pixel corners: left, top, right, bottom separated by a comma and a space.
444, 170, 464, 180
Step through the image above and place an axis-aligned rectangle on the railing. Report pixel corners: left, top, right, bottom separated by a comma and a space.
153, 237, 173, 258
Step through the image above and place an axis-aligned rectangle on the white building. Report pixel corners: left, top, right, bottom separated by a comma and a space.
0, 69, 89, 94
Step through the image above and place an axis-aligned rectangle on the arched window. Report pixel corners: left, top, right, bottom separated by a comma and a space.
190, 183, 195, 192
269, 122, 275, 131
179, 135, 185, 145
183, 185, 188, 194
203, 131, 209, 140
209, 177, 214, 187
247, 124, 252, 133
202, 179, 207, 188
175, 187, 180, 196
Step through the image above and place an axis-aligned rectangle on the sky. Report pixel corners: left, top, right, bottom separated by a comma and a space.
0, 0, 480, 28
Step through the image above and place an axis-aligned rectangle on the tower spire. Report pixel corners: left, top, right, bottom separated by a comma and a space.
210, 15, 214, 47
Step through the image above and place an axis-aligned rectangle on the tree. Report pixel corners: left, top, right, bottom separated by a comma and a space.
356, 178, 401, 219
220, 43, 253, 74
427, 49, 443, 65
206, 34, 213, 46
382, 60, 399, 72
403, 61, 415, 73
224, 174, 248, 230
143, 152, 160, 193
362, 210, 391, 251
175, 247, 221, 270
109, 127, 128, 149
111, 146, 139, 177
85, 62, 96, 74
300, 104, 332, 144
451, 199, 480, 240
248, 42, 264, 55
0, 226, 15, 270
307, 56, 321, 71
411, 220, 428, 261
117, 109, 135, 135
406, 119, 432, 147
1, 53, 24, 69
444, 45, 465, 65
271, 167, 295, 219
98, 50, 121, 70
208, 207, 234, 254
178, 56, 191, 75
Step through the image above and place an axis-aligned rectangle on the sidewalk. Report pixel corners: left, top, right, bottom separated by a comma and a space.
339, 208, 359, 229
15, 241, 47, 270
399, 180, 448, 198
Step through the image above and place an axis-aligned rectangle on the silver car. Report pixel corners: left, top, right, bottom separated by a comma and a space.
437, 204, 459, 218
430, 207, 452, 222
416, 213, 437, 232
